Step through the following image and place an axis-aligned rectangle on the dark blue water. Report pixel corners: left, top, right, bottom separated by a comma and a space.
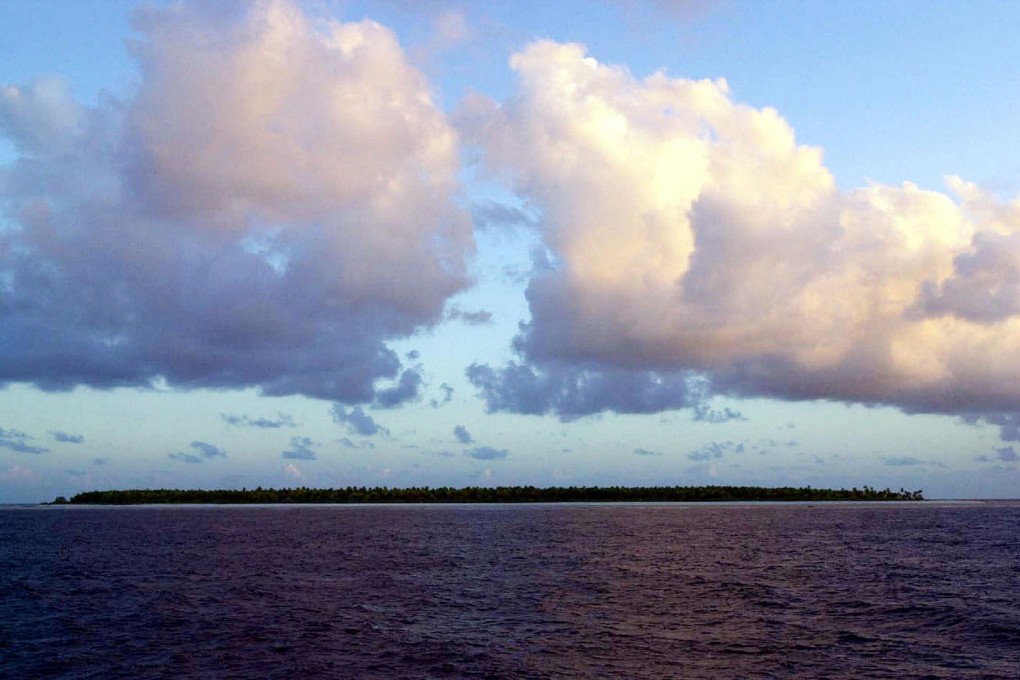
2, 502, 1018, 678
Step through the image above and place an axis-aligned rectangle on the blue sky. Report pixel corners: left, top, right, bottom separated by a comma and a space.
2, 0, 1020, 502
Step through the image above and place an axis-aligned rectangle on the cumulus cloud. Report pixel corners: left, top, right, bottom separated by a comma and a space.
0, 427, 47, 455
221, 412, 296, 429
466, 446, 508, 460
453, 424, 474, 444
461, 39, 1020, 425
168, 440, 226, 464
0, 0, 471, 402
332, 405, 390, 437
282, 436, 317, 460
49, 430, 85, 443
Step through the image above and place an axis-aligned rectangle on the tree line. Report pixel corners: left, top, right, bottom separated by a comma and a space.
54, 484, 923, 505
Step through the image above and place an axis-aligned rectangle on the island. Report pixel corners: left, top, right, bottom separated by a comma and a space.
52, 485, 923, 505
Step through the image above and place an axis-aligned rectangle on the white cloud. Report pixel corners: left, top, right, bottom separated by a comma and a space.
0, 0, 472, 402
283, 462, 305, 483
0, 464, 39, 482
464, 40, 1020, 421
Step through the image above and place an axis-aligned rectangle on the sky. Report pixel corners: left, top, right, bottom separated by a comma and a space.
2, 0, 1020, 502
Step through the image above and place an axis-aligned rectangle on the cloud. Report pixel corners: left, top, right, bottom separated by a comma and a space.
0, 0, 471, 403
447, 307, 494, 325
687, 441, 744, 461
338, 437, 375, 450
92, 457, 110, 466
282, 436, 317, 460
460, 39, 1020, 425
692, 405, 745, 424
453, 425, 474, 444
467, 361, 704, 421
168, 440, 226, 464
962, 412, 1020, 443
881, 456, 923, 466
470, 200, 540, 233
332, 405, 390, 437
372, 369, 424, 408
49, 430, 85, 443
997, 446, 1019, 462
430, 383, 455, 407
221, 412, 296, 429
976, 446, 1019, 464
633, 447, 663, 456
0, 427, 47, 455
466, 446, 509, 460
167, 452, 203, 464
0, 464, 39, 482
283, 462, 305, 482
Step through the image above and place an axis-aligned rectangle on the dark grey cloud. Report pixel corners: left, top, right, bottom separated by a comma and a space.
881, 455, 945, 468
692, 405, 745, 424
49, 430, 85, 443
962, 412, 1020, 443
0, 1, 471, 403
687, 441, 744, 461
430, 383, 455, 408
633, 447, 663, 456
466, 446, 509, 460
168, 440, 226, 464
453, 425, 474, 444
447, 306, 494, 326
332, 405, 390, 437
372, 369, 423, 409
976, 446, 1018, 464
0, 427, 47, 455
190, 441, 226, 459
467, 361, 704, 421
168, 452, 203, 464
338, 437, 375, 450
881, 456, 924, 466
470, 200, 540, 232
997, 446, 1019, 462
282, 437, 317, 460
221, 412, 296, 429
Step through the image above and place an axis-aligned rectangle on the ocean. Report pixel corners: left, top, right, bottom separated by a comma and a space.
2, 502, 1018, 678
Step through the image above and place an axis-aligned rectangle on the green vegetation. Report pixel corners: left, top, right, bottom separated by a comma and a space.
59, 485, 923, 505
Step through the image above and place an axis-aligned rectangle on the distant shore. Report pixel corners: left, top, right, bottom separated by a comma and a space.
51, 485, 923, 505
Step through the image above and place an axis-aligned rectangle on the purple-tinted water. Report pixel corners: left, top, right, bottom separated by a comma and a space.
1, 502, 1018, 679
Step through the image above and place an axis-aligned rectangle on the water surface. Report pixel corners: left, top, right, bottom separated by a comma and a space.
2, 502, 1018, 678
